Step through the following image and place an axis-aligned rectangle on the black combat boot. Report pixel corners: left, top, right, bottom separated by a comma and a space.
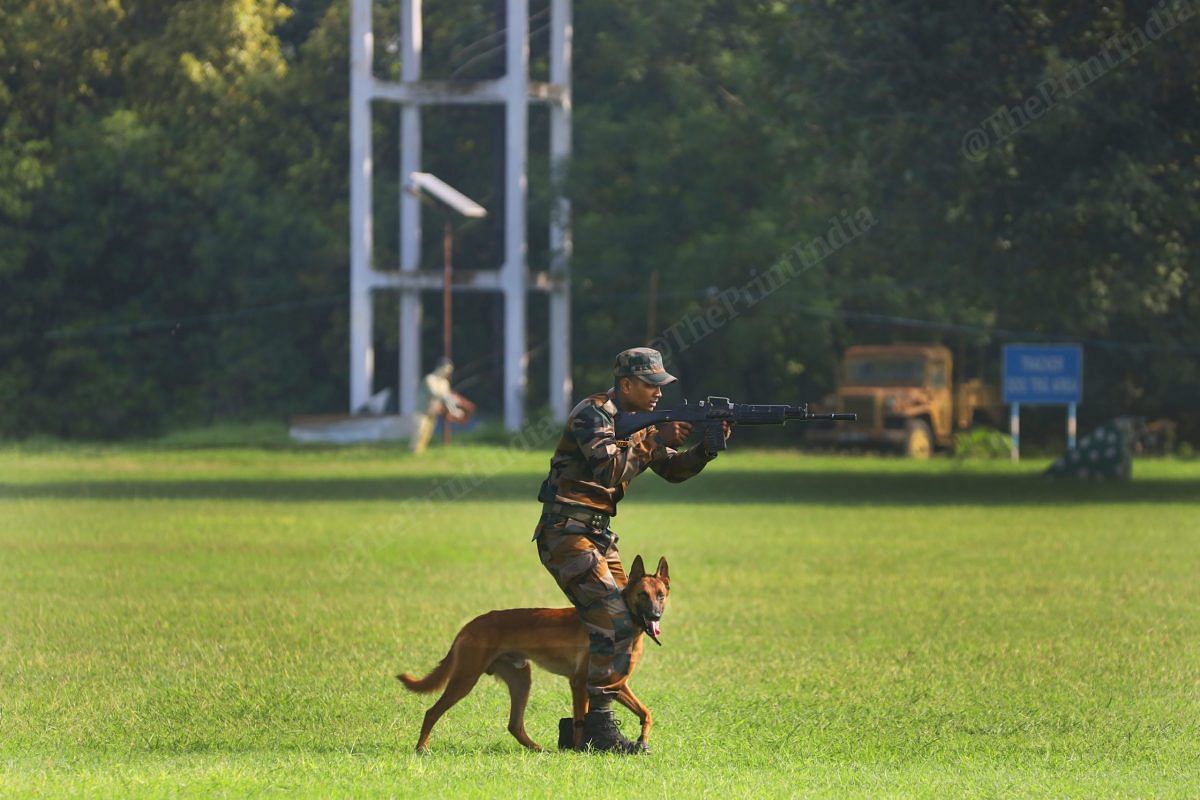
579, 707, 648, 754
557, 717, 579, 750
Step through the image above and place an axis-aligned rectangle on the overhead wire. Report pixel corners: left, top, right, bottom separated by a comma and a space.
38, 286, 1199, 357
448, 6, 549, 67
42, 295, 350, 341
450, 23, 551, 78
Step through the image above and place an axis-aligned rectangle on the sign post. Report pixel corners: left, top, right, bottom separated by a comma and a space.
1010, 402, 1020, 463
1002, 344, 1083, 462
1068, 402, 1077, 450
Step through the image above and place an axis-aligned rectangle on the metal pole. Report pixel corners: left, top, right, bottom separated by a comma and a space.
1067, 402, 1077, 450
503, 0, 529, 431
443, 220, 453, 362
399, 0, 424, 417
349, 0, 374, 413
442, 219, 452, 445
548, 0, 573, 422
1010, 402, 1020, 462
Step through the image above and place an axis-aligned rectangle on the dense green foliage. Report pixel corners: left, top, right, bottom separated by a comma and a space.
2, 445, 1198, 796
2, 1, 1197, 438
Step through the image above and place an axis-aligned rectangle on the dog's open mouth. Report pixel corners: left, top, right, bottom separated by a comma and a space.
641, 616, 662, 645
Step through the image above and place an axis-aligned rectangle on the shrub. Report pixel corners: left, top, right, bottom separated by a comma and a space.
954, 427, 1013, 460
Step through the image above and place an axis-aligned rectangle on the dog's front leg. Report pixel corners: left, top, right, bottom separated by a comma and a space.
569, 677, 589, 749
616, 684, 652, 745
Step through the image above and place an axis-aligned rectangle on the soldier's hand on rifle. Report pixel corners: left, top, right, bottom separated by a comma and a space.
701, 421, 734, 455
654, 422, 692, 447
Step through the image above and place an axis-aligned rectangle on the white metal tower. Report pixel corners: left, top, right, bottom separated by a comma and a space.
350, 0, 573, 431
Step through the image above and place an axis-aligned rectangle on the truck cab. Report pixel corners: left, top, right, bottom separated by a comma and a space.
809, 344, 1003, 457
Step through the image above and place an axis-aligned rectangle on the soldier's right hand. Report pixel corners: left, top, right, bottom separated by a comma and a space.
654, 422, 692, 447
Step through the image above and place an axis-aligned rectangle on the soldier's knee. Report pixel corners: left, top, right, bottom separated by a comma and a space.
587, 629, 617, 658
600, 590, 637, 641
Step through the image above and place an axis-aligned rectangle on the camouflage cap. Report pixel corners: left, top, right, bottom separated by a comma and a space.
613, 347, 677, 386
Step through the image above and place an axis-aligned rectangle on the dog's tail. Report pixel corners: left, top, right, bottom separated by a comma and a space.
396, 642, 457, 693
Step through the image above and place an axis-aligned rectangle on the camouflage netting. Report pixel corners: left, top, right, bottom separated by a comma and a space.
1044, 418, 1134, 480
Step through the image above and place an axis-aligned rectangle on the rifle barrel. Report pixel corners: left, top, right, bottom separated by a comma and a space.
613, 402, 856, 439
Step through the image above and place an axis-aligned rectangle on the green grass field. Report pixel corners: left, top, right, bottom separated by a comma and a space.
2, 441, 1198, 798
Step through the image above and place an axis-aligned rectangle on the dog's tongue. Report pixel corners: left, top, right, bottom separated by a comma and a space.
649, 620, 661, 638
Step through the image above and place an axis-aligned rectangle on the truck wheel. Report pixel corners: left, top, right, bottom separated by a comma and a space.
904, 420, 933, 459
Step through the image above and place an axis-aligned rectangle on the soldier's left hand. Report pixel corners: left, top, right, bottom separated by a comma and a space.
721, 421, 733, 441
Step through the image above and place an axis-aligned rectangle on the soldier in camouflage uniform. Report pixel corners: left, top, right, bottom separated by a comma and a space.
533, 347, 729, 752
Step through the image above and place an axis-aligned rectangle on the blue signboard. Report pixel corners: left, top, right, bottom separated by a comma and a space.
1003, 344, 1083, 405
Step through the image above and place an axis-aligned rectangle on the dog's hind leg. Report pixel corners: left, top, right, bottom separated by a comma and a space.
414, 661, 484, 753
490, 657, 541, 751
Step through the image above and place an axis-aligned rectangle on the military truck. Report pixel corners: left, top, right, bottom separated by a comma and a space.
807, 344, 1004, 457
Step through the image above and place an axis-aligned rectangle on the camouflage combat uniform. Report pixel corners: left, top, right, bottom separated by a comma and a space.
533, 348, 716, 703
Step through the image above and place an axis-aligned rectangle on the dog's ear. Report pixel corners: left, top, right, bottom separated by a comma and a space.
629, 555, 646, 584
655, 557, 669, 588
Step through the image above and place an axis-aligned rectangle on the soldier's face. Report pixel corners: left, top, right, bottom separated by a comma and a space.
619, 377, 662, 412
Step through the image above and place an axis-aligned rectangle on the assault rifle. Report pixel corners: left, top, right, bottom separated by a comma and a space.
614, 397, 856, 453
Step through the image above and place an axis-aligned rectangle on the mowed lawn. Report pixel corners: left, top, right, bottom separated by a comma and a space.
1, 441, 1197, 798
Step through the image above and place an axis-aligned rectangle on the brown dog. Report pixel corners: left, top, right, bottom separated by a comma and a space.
397, 555, 670, 753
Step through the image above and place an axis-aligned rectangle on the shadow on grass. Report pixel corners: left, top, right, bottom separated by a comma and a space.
2, 470, 1195, 506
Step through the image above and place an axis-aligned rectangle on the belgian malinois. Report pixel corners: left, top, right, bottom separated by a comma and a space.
397, 555, 670, 753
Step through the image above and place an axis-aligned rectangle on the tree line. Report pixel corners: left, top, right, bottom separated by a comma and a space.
1, 0, 1196, 442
